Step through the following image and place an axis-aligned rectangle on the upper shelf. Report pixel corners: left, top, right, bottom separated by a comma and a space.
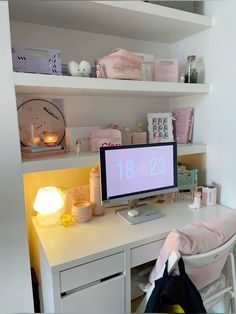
22, 144, 207, 174
14, 73, 209, 97
9, 1, 212, 43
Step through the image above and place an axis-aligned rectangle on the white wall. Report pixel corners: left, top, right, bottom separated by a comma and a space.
0, 2, 33, 312
10, 21, 170, 65
170, 0, 236, 208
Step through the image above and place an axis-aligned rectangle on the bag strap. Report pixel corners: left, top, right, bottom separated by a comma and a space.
177, 257, 187, 275
163, 260, 169, 277
163, 256, 187, 277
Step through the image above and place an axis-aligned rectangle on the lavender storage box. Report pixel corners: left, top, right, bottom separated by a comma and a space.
12, 45, 62, 75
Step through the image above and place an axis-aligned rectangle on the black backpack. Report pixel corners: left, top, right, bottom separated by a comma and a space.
145, 257, 207, 313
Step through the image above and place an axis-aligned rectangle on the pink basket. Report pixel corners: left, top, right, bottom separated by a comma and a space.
155, 58, 178, 82
97, 49, 142, 80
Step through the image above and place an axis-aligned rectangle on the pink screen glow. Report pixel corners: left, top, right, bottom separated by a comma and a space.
105, 145, 174, 198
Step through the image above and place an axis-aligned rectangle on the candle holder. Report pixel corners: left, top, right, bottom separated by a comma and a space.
43, 130, 58, 146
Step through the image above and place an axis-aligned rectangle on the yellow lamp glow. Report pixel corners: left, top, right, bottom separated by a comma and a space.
33, 186, 63, 225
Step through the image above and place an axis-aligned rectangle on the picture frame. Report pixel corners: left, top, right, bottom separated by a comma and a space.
17, 97, 65, 146
147, 112, 174, 143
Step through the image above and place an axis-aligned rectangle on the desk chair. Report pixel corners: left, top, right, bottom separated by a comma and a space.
137, 233, 236, 313
172, 235, 236, 313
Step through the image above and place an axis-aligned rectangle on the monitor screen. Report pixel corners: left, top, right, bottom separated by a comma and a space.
100, 142, 177, 204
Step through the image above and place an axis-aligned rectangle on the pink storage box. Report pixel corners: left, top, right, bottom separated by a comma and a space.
97, 49, 142, 80
155, 58, 178, 82
90, 129, 122, 152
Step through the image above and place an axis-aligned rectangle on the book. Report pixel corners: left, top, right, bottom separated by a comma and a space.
172, 108, 194, 144
22, 148, 66, 159
21, 145, 64, 153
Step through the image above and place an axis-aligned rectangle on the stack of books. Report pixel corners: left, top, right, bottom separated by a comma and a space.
21, 145, 66, 159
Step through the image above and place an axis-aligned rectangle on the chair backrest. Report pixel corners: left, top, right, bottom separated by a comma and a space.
183, 232, 236, 268
167, 232, 236, 274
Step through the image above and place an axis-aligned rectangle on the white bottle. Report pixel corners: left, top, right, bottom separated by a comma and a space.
89, 166, 104, 216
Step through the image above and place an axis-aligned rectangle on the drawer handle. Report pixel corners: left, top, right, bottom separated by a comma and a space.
61, 272, 123, 297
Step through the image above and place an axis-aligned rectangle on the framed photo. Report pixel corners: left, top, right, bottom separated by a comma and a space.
147, 112, 174, 143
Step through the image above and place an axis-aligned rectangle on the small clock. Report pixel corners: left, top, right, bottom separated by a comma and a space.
17, 98, 66, 146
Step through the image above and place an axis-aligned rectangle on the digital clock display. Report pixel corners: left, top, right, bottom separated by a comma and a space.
101, 143, 176, 199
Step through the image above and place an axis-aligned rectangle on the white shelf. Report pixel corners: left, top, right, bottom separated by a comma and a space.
14, 73, 209, 97
177, 143, 207, 156
22, 144, 206, 174
9, 1, 212, 43
21, 152, 99, 174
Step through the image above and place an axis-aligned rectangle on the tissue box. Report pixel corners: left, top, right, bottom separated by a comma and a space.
155, 58, 178, 82
65, 127, 100, 152
90, 129, 122, 152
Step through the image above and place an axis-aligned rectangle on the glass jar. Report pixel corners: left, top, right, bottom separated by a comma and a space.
185, 55, 198, 83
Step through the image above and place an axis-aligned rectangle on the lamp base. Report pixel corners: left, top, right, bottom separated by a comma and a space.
36, 210, 61, 226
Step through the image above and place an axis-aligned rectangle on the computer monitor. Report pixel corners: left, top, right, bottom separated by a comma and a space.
100, 142, 178, 224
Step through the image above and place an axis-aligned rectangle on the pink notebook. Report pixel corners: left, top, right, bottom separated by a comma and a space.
173, 108, 194, 144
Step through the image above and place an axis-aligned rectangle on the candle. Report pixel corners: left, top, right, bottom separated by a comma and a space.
43, 130, 58, 146
30, 124, 35, 145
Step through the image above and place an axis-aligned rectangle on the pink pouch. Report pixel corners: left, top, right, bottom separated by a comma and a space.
97, 49, 142, 80
90, 129, 122, 152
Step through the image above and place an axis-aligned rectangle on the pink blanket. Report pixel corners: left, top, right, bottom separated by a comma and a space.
148, 213, 236, 290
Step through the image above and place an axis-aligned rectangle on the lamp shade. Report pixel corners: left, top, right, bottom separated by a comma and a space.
33, 186, 63, 215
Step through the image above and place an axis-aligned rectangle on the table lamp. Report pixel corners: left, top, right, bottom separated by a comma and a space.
33, 186, 63, 226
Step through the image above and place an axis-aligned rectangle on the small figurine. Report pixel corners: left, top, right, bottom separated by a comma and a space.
76, 139, 81, 156
96, 63, 106, 78
68, 60, 91, 77
135, 121, 143, 132
188, 190, 201, 209
179, 72, 185, 83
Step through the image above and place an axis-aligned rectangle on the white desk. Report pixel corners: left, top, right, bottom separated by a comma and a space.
32, 201, 234, 313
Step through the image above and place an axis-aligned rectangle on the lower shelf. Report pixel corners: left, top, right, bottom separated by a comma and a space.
22, 143, 206, 173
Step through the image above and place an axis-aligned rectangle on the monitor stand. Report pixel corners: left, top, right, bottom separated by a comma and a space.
116, 199, 165, 225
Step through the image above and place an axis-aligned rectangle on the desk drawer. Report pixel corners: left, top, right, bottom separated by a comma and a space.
131, 240, 164, 268
60, 252, 124, 293
61, 274, 125, 313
